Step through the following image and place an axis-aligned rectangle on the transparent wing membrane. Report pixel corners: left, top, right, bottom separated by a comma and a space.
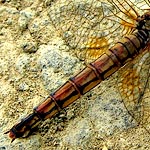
48, 0, 149, 61
117, 49, 150, 131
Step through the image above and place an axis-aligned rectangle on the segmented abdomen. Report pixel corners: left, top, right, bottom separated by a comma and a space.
7, 28, 149, 141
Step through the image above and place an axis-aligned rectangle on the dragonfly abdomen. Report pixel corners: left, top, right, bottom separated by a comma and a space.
6, 27, 149, 141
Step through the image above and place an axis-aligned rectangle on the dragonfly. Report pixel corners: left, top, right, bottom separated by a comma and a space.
5, 0, 150, 142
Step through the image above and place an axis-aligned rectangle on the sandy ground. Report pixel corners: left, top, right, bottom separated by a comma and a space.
0, 0, 150, 149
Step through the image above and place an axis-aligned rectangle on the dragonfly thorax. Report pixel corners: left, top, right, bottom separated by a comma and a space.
137, 11, 150, 32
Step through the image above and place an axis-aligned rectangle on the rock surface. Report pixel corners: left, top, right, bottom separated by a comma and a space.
0, 0, 150, 150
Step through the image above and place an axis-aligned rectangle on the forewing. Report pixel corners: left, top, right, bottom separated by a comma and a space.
48, 0, 147, 62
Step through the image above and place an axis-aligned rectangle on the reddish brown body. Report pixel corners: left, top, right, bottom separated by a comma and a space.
5, 3, 150, 142
6, 28, 149, 141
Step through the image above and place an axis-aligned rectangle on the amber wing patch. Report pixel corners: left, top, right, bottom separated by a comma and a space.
117, 49, 150, 132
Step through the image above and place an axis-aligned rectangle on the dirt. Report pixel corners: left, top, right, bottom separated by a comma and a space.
0, 0, 150, 150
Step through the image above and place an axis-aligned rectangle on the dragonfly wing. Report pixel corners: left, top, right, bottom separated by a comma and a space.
117, 49, 150, 131
48, 0, 144, 62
